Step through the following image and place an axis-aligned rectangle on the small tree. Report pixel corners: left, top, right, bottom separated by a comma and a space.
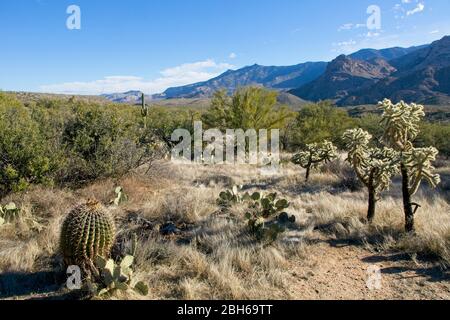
379, 99, 441, 232
292, 140, 338, 182
202, 87, 293, 131
343, 129, 398, 223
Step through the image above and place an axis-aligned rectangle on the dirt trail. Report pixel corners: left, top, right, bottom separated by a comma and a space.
287, 238, 450, 300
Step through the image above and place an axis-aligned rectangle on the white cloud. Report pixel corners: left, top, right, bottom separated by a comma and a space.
229, 52, 237, 59
430, 29, 439, 34
39, 59, 235, 95
406, 2, 425, 16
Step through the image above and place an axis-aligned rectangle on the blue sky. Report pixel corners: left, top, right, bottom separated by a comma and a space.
1, 0, 449, 94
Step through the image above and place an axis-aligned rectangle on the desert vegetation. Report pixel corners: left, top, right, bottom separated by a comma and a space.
0, 90, 449, 300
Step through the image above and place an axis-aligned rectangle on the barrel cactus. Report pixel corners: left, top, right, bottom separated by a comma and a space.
60, 199, 116, 276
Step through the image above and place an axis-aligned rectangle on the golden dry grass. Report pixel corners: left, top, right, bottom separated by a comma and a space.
0, 156, 449, 300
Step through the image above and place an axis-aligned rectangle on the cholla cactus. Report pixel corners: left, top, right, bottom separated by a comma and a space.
292, 140, 338, 182
404, 147, 441, 195
343, 129, 398, 222
379, 99, 440, 232
379, 99, 425, 151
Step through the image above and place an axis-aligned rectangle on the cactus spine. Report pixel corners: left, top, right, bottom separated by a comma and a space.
292, 140, 337, 182
379, 99, 440, 232
141, 92, 149, 129
60, 199, 116, 277
343, 128, 398, 222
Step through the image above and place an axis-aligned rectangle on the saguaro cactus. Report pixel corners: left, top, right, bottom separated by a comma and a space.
343, 128, 398, 222
60, 199, 116, 277
292, 140, 337, 182
379, 99, 441, 232
141, 92, 149, 129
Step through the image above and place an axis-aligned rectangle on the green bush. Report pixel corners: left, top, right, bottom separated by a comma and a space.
289, 101, 355, 150
0, 93, 171, 195
60, 102, 149, 185
0, 94, 60, 195
202, 87, 293, 131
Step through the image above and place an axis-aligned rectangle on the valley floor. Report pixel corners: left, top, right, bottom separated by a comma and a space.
0, 158, 449, 300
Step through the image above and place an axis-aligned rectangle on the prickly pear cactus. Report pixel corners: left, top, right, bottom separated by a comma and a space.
60, 199, 116, 275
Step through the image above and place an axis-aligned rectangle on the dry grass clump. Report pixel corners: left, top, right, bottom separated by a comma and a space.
130, 215, 301, 300
0, 187, 76, 273
299, 190, 450, 267
0, 156, 449, 300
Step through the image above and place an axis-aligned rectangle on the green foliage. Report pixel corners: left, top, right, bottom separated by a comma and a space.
61, 103, 144, 184
202, 87, 293, 131
94, 255, 149, 297
60, 200, 116, 276
289, 101, 355, 149
217, 185, 248, 208
417, 122, 450, 158
0, 94, 60, 195
356, 114, 384, 140
0, 93, 171, 195
0, 202, 20, 225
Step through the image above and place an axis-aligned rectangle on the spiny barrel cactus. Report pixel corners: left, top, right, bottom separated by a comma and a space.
292, 140, 338, 182
343, 128, 398, 222
60, 199, 116, 276
379, 99, 440, 232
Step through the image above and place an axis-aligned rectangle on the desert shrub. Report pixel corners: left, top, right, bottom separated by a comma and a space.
202, 87, 293, 131
0, 93, 172, 194
417, 122, 450, 158
59, 103, 145, 185
144, 107, 196, 149
357, 114, 384, 141
289, 101, 355, 150
0, 94, 61, 196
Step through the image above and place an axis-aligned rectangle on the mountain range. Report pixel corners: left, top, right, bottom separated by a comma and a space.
102, 36, 450, 106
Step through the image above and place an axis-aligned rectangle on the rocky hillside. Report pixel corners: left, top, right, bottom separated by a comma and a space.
289, 55, 396, 102
292, 36, 450, 105
155, 62, 328, 99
